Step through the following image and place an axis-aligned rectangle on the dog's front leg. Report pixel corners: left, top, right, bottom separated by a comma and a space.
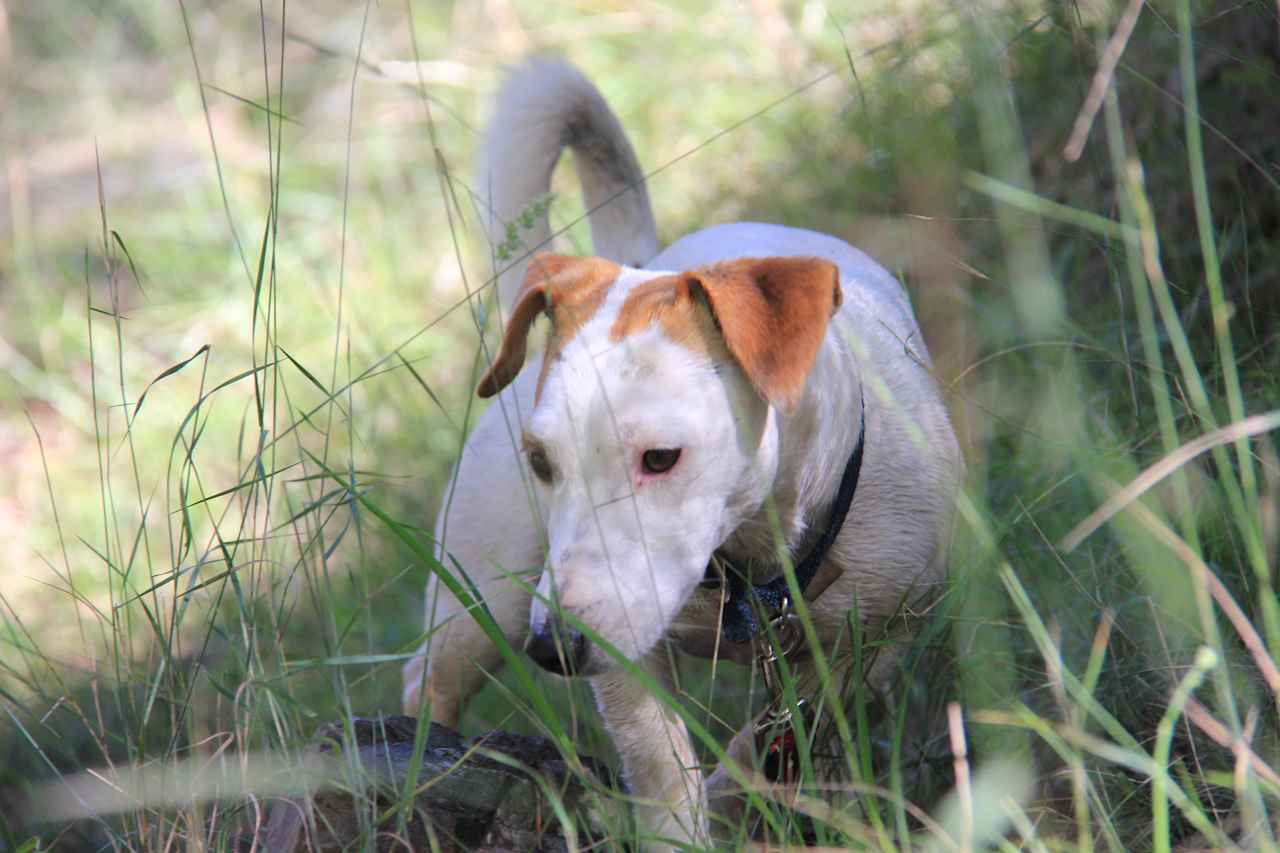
402, 381, 544, 723
592, 661, 707, 852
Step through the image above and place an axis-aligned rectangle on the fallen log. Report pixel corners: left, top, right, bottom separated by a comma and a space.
260, 715, 624, 852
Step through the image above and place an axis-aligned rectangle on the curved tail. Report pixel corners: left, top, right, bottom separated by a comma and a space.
478, 58, 659, 308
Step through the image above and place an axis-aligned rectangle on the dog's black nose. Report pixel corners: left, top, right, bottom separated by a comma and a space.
526, 616, 588, 676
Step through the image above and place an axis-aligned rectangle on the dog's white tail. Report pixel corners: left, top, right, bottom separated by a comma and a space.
478, 59, 659, 308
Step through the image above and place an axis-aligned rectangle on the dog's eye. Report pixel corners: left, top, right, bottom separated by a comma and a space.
641, 448, 681, 475
528, 448, 554, 483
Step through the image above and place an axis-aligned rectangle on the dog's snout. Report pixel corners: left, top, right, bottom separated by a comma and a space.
526, 615, 588, 677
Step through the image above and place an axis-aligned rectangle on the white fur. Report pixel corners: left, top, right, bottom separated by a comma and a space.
405, 60, 961, 852
478, 58, 659, 306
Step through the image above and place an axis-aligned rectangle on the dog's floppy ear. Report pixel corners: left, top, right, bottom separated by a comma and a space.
477, 253, 618, 398
689, 256, 842, 413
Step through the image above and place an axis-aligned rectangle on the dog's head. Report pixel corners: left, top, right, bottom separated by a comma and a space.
479, 252, 841, 676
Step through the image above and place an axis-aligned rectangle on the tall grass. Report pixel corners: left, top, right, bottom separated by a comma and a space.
1, 0, 1277, 850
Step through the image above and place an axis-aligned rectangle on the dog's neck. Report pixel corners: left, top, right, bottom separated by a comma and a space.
719, 334, 863, 574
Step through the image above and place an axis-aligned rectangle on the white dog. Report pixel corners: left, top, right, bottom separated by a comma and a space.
402, 59, 961, 850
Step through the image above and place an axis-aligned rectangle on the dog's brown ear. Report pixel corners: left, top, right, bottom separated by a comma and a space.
689, 256, 842, 413
477, 253, 619, 398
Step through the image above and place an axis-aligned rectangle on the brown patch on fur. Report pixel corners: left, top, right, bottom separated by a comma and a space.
476, 253, 620, 399
610, 257, 841, 412
608, 274, 721, 356
700, 257, 842, 411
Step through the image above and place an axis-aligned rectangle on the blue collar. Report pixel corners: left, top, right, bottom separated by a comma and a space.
713, 395, 867, 644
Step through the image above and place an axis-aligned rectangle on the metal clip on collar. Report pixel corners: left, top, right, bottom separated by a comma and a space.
751, 600, 819, 784
754, 603, 802, 697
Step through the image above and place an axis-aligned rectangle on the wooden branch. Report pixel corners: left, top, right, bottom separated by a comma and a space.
259, 715, 624, 852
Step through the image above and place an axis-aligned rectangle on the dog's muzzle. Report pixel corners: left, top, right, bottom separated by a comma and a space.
525, 614, 588, 677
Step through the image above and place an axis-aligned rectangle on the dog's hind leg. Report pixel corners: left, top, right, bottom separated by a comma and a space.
402, 386, 544, 725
